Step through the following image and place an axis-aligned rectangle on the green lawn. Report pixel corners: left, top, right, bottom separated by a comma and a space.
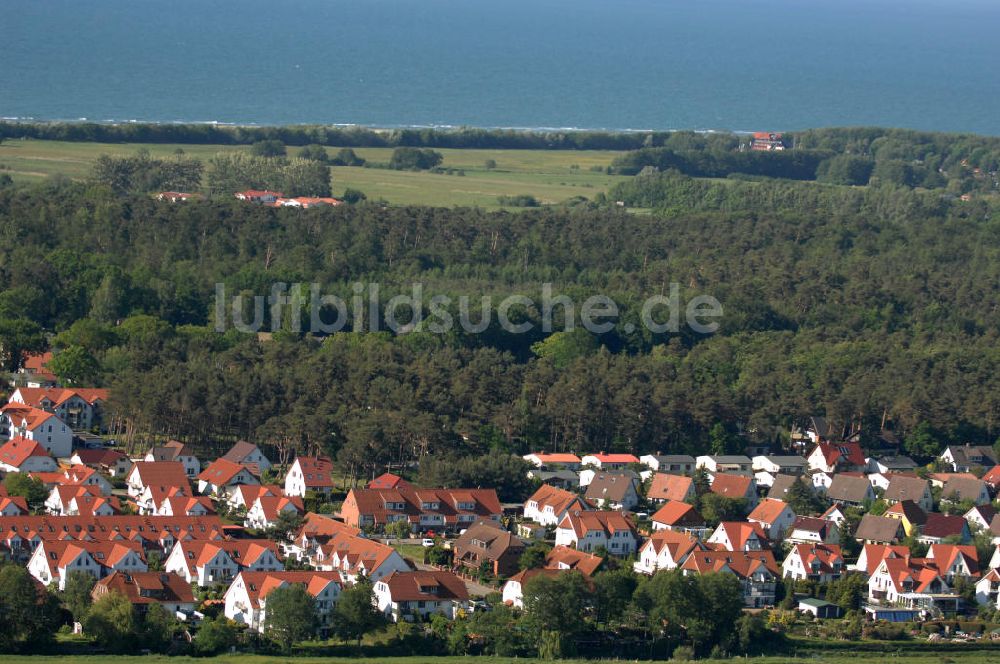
0, 139, 627, 209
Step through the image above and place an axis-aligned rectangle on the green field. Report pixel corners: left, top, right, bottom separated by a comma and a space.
0, 139, 628, 208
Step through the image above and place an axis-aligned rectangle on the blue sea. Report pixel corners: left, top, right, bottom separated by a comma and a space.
3, 0, 999, 134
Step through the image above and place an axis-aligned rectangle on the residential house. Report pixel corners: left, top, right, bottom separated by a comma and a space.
197, 459, 259, 496
527, 468, 578, 490
709, 473, 758, 509
220, 441, 273, 475
964, 504, 997, 533
975, 569, 1000, 607
0, 496, 28, 516
308, 530, 409, 583
826, 474, 875, 506
747, 499, 795, 541
647, 473, 696, 503
806, 441, 865, 474
868, 557, 952, 607
579, 467, 639, 489
782, 543, 844, 582
820, 504, 847, 526
926, 543, 979, 582
650, 500, 706, 534
767, 474, 813, 502
157, 495, 215, 518
164, 539, 283, 587
28, 540, 147, 590
867, 456, 918, 475
928, 472, 978, 489
982, 465, 1000, 494
545, 545, 603, 576
884, 475, 933, 512
584, 472, 640, 511
9, 387, 108, 431
554, 510, 639, 555
339, 487, 502, 533
92, 571, 196, 616
695, 455, 753, 474
855, 514, 905, 544
224, 570, 342, 634
234, 190, 283, 204
126, 461, 190, 500
919, 513, 971, 544
852, 543, 911, 575
502, 568, 565, 609
639, 454, 696, 475
374, 571, 470, 622
0, 405, 72, 457
227, 484, 282, 512
786, 517, 840, 545
797, 598, 842, 619
522, 484, 587, 526
752, 455, 808, 476
941, 477, 991, 506
275, 196, 342, 208
70, 448, 131, 476
284, 456, 335, 497
706, 522, 767, 551
522, 452, 582, 470
145, 441, 201, 478
884, 500, 927, 537
245, 495, 304, 530
579, 453, 639, 470
633, 529, 702, 574
940, 445, 998, 473
45, 484, 105, 515
681, 549, 780, 607
452, 520, 525, 578
0, 437, 58, 473
18, 351, 56, 386
368, 473, 411, 490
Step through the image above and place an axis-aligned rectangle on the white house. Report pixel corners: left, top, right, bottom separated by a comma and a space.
284, 456, 335, 497
639, 454, 696, 474
782, 543, 844, 582
197, 459, 259, 496
8, 387, 108, 432
523, 484, 587, 526
144, 440, 201, 478
221, 441, 273, 474
165, 539, 283, 587
27, 540, 146, 590
0, 437, 58, 473
522, 452, 582, 470
554, 510, 639, 555
633, 530, 702, 575
0, 405, 72, 457
696, 455, 753, 474
747, 499, 796, 541
579, 453, 639, 470
245, 495, 304, 530
374, 571, 470, 622
224, 570, 342, 634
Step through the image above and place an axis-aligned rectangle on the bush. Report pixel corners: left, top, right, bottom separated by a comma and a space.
497, 194, 540, 207
672, 645, 696, 660
251, 140, 286, 158
331, 148, 365, 167
389, 147, 443, 170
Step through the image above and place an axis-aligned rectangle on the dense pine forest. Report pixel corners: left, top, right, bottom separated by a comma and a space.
2, 127, 1000, 484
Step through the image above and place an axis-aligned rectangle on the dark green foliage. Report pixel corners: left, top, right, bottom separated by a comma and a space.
0, 565, 61, 652
416, 454, 534, 502
92, 150, 203, 194
61, 571, 96, 623
298, 144, 329, 162
251, 139, 287, 158
4, 474, 49, 511
389, 147, 443, 170
816, 154, 875, 185
518, 541, 552, 571
331, 148, 365, 167
194, 615, 239, 655
497, 194, 540, 207
341, 187, 367, 203
263, 583, 316, 652
331, 577, 382, 645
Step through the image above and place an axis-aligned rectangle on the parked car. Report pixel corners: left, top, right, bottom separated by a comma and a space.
421, 538, 435, 547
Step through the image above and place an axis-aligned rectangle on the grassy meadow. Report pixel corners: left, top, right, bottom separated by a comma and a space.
0, 138, 628, 208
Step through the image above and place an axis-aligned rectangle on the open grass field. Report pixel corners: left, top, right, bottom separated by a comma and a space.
1, 653, 999, 664
0, 139, 628, 208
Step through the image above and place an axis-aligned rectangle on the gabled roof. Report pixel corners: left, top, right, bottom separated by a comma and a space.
221, 441, 265, 464
647, 473, 694, 502
583, 453, 639, 465
651, 500, 704, 528
72, 448, 127, 467
812, 441, 865, 467
711, 521, 768, 550
380, 570, 469, 602
858, 543, 910, 575
640, 530, 702, 563
526, 452, 581, 464
129, 461, 189, 489
826, 474, 872, 503
453, 521, 524, 562
855, 514, 903, 543
767, 474, 811, 500
790, 516, 833, 536
198, 458, 251, 485
0, 437, 52, 468
544, 545, 603, 576
885, 500, 927, 525
884, 475, 930, 503
557, 510, 636, 539
982, 465, 1000, 488
233, 570, 343, 608
942, 477, 988, 502
367, 473, 411, 490
789, 543, 843, 575
346, 486, 502, 526
13, 387, 109, 408
251, 495, 304, 521
747, 498, 792, 526
584, 473, 636, 503
292, 457, 334, 487
94, 571, 194, 605
527, 484, 583, 514
1, 404, 59, 431
965, 503, 997, 524
922, 513, 968, 539
927, 543, 979, 576
681, 549, 779, 578
709, 473, 752, 499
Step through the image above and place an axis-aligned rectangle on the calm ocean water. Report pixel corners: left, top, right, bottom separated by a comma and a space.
3, 0, 999, 134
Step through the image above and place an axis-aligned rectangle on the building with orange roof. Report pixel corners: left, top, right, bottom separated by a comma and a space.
224, 570, 343, 633
680, 549, 780, 607
367, 472, 411, 490
0, 495, 28, 516
782, 543, 844, 582
554, 509, 639, 555
70, 447, 131, 477
220, 440, 272, 475
580, 453, 639, 470
544, 544, 603, 576
156, 495, 216, 518
0, 404, 72, 456
284, 456, 335, 497
852, 543, 911, 575
164, 538, 283, 587
339, 486, 501, 534
868, 556, 953, 607
786, 516, 840, 545
197, 458, 259, 496
93, 571, 195, 615
634, 529, 703, 574
807, 441, 866, 474
27, 539, 146, 589
523, 484, 587, 526
9, 386, 108, 431
19, 351, 56, 386
0, 437, 58, 473
708, 473, 758, 509
245, 494, 304, 530
926, 543, 979, 581
227, 484, 282, 511
235, 190, 283, 203
974, 568, 1000, 607
145, 440, 201, 478
747, 498, 796, 540
647, 473, 696, 503
750, 132, 785, 151
706, 521, 768, 552
650, 500, 705, 533
501, 567, 578, 608
374, 570, 470, 622
522, 452, 582, 470
126, 461, 191, 500
310, 529, 409, 582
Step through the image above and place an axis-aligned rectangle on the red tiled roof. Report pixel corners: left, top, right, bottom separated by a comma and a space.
198, 458, 251, 485
94, 571, 194, 605
710, 473, 752, 499
380, 570, 469, 602
651, 500, 703, 527
294, 457, 335, 487
0, 437, 51, 468
544, 545, 603, 576
647, 473, 694, 502
748, 498, 792, 525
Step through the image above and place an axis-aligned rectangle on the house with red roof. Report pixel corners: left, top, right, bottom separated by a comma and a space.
982, 465, 1000, 494
782, 543, 844, 582
522, 452, 582, 470
145, 440, 201, 478
284, 456, 335, 497
227, 484, 282, 511
367, 472, 411, 490
680, 549, 780, 607
19, 351, 56, 386
198, 458, 259, 496
93, 571, 196, 615
926, 543, 979, 582
224, 570, 343, 633
647, 473, 696, 503
634, 529, 703, 574
579, 453, 639, 470
70, 447, 131, 477
523, 484, 587, 526
339, 487, 501, 533
125, 461, 190, 500
919, 513, 971, 544
235, 190, 283, 203
245, 494, 304, 530
786, 516, 840, 545
27, 539, 147, 590
0, 437, 57, 473
747, 498, 796, 540
868, 556, 953, 608
276, 196, 343, 209
308, 528, 409, 583
156, 495, 216, 518
554, 510, 639, 555
750, 132, 785, 151
650, 500, 705, 533
0, 495, 28, 516
9, 387, 108, 431
374, 570, 470, 622
709, 473, 758, 509
164, 538, 283, 587
0, 404, 72, 457
706, 522, 768, 551
807, 441, 865, 474
545, 545, 603, 576
852, 543, 911, 575
44, 484, 109, 515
